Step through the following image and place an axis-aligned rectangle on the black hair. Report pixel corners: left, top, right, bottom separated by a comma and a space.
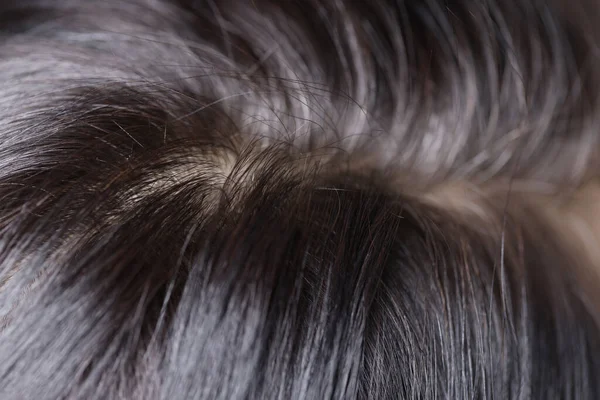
1, 0, 600, 398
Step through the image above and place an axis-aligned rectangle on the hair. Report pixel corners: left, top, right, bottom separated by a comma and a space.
1, 0, 600, 398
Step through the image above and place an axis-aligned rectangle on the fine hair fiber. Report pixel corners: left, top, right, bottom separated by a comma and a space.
1, 0, 600, 399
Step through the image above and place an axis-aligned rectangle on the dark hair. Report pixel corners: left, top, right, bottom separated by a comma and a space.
1, 0, 600, 398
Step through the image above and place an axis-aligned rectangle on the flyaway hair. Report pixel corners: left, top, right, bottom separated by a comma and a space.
1, 0, 600, 399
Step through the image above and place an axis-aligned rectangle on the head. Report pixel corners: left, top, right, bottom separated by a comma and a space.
1, 0, 600, 398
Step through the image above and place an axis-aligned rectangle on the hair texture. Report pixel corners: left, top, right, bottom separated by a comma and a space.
1, 0, 600, 399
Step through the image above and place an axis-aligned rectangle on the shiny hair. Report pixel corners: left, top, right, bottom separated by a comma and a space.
1, 0, 600, 398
